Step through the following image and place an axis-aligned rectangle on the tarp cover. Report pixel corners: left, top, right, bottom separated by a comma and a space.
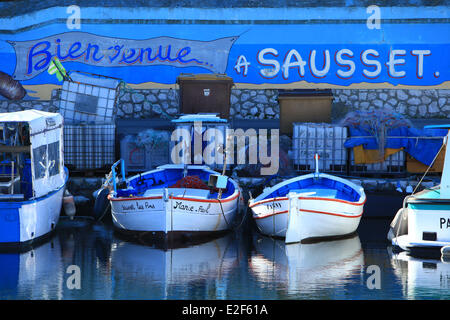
345, 126, 448, 166
172, 114, 227, 123
0, 110, 62, 137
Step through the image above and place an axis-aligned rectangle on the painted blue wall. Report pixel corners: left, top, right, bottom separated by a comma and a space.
0, 6, 448, 90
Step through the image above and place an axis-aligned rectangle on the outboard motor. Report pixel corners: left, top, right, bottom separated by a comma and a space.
93, 188, 111, 221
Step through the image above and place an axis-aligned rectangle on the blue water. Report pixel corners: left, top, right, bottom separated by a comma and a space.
0, 212, 449, 300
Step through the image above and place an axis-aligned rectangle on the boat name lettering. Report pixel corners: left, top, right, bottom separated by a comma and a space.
135, 201, 156, 210
173, 201, 211, 214
121, 203, 136, 211
266, 202, 282, 210
440, 217, 450, 229
121, 201, 155, 212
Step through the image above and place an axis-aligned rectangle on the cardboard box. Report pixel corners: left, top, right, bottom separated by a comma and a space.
279, 95, 332, 135
406, 145, 446, 173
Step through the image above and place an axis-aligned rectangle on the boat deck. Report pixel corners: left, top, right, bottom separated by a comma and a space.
143, 188, 211, 199
263, 176, 362, 203
116, 167, 236, 200
290, 188, 337, 198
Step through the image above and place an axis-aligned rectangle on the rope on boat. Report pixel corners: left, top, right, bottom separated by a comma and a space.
96, 202, 111, 222
218, 191, 248, 232
217, 198, 231, 229
393, 140, 446, 247
169, 175, 211, 190
412, 141, 446, 195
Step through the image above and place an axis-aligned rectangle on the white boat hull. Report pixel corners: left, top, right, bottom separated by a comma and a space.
391, 203, 450, 251
250, 197, 289, 237
389, 126, 450, 252
0, 185, 65, 245
110, 192, 241, 236
251, 195, 364, 242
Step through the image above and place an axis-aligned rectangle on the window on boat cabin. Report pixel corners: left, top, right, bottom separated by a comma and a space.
32, 141, 61, 179
47, 141, 60, 176
33, 145, 47, 179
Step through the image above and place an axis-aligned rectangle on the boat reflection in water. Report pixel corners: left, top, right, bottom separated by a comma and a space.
0, 236, 64, 299
389, 249, 450, 299
249, 234, 364, 297
110, 232, 239, 299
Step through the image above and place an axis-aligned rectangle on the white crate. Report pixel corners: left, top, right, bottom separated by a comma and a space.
171, 121, 230, 170
292, 122, 348, 173
64, 124, 115, 170
59, 72, 120, 124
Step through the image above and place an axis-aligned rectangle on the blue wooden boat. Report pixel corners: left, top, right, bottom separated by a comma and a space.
0, 110, 68, 247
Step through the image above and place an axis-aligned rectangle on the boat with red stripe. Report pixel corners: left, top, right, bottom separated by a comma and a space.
249, 154, 366, 243
101, 160, 244, 245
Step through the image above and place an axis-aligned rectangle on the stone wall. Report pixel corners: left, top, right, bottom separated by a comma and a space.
230, 89, 279, 119
116, 88, 179, 118
0, 89, 60, 113
0, 88, 449, 121
231, 88, 450, 121
331, 89, 450, 120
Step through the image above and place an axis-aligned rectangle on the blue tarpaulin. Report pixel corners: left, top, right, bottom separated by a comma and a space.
344, 127, 447, 166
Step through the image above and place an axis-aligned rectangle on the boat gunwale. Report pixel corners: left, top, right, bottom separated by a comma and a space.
108, 190, 240, 204
249, 194, 366, 209
0, 168, 68, 206
109, 164, 241, 204
248, 197, 288, 208
250, 173, 365, 206
408, 199, 450, 204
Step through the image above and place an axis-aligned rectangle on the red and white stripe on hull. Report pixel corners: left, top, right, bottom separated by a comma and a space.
293, 195, 364, 242
109, 191, 240, 234
249, 197, 289, 237
250, 194, 365, 241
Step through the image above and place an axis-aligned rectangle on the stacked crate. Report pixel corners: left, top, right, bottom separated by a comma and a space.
59, 71, 120, 171
171, 114, 230, 171
64, 124, 116, 170
292, 123, 413, 176
120, 130, 170, 174
292, 123, 348, 173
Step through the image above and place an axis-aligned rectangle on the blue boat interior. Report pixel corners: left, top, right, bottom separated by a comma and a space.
117, 167, 235, 199
263, 176, 361, 203
0, 158, 33, 200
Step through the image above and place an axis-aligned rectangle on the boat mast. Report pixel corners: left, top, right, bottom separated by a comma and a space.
314, 153, 320, 179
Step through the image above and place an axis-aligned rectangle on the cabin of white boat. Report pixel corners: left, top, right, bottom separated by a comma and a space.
0, 110, 66, 201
